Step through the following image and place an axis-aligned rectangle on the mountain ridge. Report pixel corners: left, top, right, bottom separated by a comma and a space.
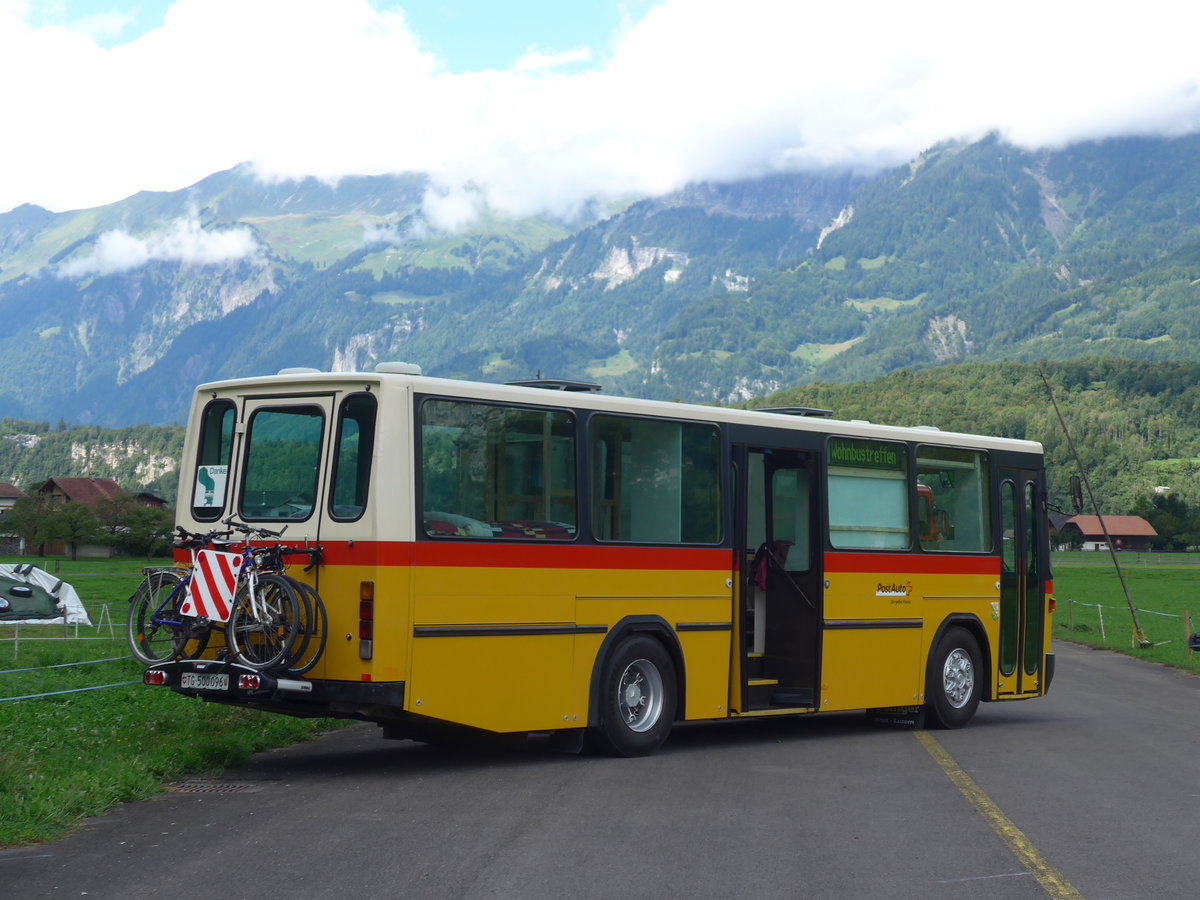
2, 134, 1200, 424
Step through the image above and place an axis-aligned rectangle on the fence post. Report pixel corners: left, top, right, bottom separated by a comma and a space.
1098, 604, 1105, 641
1068, 598, 1074, 633
12, 623, 17, 660
1187, 609, 1192, 661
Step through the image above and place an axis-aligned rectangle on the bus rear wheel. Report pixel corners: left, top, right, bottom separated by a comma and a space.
589, 635, 676, 757
926, 626, 982, 729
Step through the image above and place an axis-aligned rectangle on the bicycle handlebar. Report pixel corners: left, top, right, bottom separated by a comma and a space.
221, 516, 288, 540
171, 526, 234, 550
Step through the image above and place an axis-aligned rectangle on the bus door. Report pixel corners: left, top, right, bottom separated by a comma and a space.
232, 394, 340, 580
997, 468, 1045, 696
738, 447, 821, 710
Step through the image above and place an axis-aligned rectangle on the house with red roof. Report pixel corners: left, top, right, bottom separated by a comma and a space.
32, 477, 167, 557
1059, 515, 1158, 552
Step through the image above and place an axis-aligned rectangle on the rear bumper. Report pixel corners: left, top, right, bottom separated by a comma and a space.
141, 659, 405, 718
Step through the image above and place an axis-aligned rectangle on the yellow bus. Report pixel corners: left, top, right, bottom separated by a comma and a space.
145, 363, 1054, 755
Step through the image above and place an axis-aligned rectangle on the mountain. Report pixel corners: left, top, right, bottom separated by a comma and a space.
3, 135, 1200, 425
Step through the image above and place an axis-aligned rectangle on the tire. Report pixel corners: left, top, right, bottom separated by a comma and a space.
588, 634, 677, 757
925, 626, 982, 729
226, 574, 301, 670
284, 578, 327, 676
126, 571, 189, 665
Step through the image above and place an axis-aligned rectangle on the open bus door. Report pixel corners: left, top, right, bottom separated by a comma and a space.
997, 468, 1046, 696
737, 446, 821, 710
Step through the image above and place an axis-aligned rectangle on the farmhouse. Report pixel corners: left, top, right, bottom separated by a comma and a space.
1058, 515, 1158, 552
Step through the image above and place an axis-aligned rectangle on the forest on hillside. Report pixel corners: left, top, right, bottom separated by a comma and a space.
751, 357, 1200, 528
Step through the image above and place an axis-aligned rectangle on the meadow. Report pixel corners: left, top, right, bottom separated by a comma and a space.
1052, 556, 1200, 670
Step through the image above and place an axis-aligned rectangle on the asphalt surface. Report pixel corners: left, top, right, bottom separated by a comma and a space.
4, 639, 1199, 899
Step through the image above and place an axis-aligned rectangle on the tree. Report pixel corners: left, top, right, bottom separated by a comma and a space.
4, 494, 57, 556
46, 501, 101, 562
115, 506, 176, 560
94, 493, 139, 538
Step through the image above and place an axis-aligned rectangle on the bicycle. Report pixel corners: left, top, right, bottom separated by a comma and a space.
221, 519, 306, 671
125, 526, 231, 666
241, 538, 328, 675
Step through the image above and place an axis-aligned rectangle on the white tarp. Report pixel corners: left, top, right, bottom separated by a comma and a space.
0, 563, 92, 625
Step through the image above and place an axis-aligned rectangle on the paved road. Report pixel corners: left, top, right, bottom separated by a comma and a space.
4, 640, 1199, 899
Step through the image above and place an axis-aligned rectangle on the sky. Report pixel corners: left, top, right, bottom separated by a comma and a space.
3, 0, 1200, 227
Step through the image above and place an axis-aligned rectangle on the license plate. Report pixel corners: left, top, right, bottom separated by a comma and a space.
181, 672, 229, 691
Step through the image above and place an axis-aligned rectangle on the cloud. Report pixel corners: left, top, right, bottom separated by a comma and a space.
511, 44, 592, 73
58, 216, 264, 277
3, 0, 1200, 227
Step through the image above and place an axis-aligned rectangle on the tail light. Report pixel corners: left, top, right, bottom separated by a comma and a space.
143, 669, 167, 685
238, 674, 261, 691
359, 581, 374, 660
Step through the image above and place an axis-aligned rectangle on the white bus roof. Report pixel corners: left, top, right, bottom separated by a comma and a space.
195, 368, 1043, 455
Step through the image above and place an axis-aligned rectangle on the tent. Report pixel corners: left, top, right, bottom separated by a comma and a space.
0, 564, 92, 625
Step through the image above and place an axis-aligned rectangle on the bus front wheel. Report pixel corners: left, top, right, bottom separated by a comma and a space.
925, 626, 982, 729
589, 635, 677, 757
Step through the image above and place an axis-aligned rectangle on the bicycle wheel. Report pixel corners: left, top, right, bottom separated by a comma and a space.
126, 571, 190, 665
285, 578, 328, 676
227, 573, 302, 670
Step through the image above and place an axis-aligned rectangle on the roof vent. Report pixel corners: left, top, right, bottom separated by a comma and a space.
757, 406, 834, 418
276, 367, 321, 375
506, 378, 602, 393
374, 362, 423, 375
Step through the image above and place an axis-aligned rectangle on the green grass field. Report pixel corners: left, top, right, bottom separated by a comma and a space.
1052, 560, 1200, 669
0, 556, 340, 847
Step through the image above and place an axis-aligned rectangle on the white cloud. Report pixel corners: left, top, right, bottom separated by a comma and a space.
512, 44, 592, 73
3, 0, 1200, 226
58, 216, 264, 276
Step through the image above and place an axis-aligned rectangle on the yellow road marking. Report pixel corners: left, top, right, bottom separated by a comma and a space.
915, 730, 1084, 899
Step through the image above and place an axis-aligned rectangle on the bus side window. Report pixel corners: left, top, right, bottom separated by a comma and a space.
420, 398, 577, 539
827, 437, 909, 550
329, 393, 377, 521
915, 447, 991, 552
191, 399, 236, 522
590, 415, 721, 544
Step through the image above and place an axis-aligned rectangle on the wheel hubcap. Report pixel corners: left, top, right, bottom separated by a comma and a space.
942, 647, 974, 708
618, 659, 664, 733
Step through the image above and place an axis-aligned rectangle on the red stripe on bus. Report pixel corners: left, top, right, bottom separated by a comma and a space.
317, 540, 731, 571
824, 552, 999, 576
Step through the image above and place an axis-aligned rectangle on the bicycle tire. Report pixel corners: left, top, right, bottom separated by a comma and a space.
284, 578, 328, 676
126, 571, 189, 665
227, 573, 302, 670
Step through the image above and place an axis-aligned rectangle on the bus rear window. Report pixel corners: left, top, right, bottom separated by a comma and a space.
191, 399, 236, 522
420, 399, 577, 539
827, 437, 909, 550
329, 394, 377, 521
239, 406, 325, 521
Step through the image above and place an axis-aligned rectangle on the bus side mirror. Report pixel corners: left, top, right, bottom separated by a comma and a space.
1069, 475, 1084, 515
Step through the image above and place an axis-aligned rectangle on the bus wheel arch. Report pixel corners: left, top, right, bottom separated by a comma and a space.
586, 618, 683, 756
925, 617, 986, 729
